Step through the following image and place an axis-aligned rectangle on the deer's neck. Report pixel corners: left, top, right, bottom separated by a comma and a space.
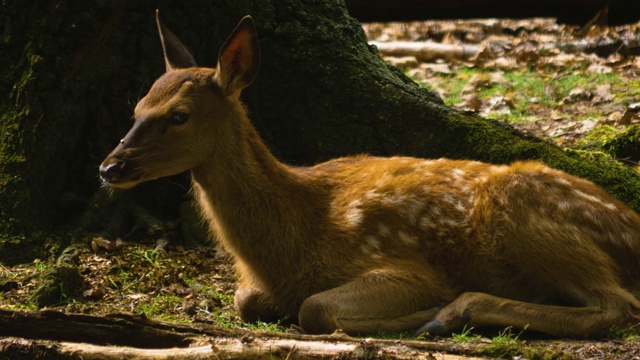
190, 108, 316, 286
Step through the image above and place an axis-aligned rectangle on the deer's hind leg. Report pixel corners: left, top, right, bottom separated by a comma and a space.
417, 286, 640, 338
417, 217, 640, 338
298, 263, 455, 335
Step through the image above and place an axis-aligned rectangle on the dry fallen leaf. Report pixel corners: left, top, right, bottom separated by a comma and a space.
91, 237, 125, 252
593, 84, 613, 103
564, 88, 592, 103
460, 93, 482, 111
586, 63, 612, 74
82, 287, 105, 300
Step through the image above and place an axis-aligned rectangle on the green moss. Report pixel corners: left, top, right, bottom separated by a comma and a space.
603, 124, 640, 162
29, 263, 84, 307
29, 246, 84, 307
475, 328, 572, 359
479, 342, 572, 360
577, 125, 620, 151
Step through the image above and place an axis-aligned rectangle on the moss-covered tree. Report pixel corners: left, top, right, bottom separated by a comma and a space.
1, 0, 639, 265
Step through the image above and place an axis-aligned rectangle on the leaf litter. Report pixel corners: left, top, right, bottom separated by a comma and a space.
365, 18, 640, 151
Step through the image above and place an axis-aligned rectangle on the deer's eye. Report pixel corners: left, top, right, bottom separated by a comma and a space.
170, 113, 189, 125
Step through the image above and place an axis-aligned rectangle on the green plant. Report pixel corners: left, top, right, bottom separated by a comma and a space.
33, 258, 48, 271
477, 326, 549, 359
608, 325, 640, 341
142, 249, 166, 265
0, 263, 17, 277
491, 326, 526, 347
451, 325, 481, 344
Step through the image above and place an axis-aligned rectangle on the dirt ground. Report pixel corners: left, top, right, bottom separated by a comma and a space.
2, 239, 640, 359
2, 17, 640, 359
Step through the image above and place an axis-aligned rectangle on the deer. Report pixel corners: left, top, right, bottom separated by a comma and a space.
99, 12, 640, 338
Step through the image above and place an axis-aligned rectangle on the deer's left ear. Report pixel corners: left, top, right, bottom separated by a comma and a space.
156, 10, 197, 72
214, 16, 260, 96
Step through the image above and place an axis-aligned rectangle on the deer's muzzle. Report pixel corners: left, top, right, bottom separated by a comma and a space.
99, 156, 142, 189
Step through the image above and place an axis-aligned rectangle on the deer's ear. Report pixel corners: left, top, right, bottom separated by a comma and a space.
156, 10, 197, 72
214, 16, 260, 96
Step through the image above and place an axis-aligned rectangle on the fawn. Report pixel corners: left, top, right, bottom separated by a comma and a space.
100, 13, 640, 338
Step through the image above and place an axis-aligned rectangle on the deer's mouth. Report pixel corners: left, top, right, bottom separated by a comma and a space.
101, 176, 143, 190
99, 158, 144, 189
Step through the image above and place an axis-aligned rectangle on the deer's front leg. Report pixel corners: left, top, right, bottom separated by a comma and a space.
234, 287, 284, 323
298, 265, 453, 335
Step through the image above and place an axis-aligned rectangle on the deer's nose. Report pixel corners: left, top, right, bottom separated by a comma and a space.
99, 159, 125, 182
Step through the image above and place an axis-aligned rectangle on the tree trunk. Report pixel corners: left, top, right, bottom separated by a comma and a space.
1, 0, 640, 264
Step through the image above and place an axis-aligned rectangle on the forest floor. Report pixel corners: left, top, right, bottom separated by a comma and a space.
364, 18, 640, 152
2, 18, 640, 360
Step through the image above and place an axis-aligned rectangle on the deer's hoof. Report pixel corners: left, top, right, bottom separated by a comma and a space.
415, 320, 450, 337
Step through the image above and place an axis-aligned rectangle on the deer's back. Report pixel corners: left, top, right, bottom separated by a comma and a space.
299, 156, 640, 296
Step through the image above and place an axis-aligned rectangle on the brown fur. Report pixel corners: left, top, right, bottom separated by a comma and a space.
99, 15, 640, 338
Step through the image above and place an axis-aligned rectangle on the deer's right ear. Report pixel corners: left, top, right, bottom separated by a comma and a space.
156, 10, 197, 72
214, 16, 260, 96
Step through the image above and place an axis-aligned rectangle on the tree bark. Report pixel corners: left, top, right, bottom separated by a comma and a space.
1, 0, 640, 264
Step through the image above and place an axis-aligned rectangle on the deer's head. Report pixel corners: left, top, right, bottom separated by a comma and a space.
99, 12, 260, 189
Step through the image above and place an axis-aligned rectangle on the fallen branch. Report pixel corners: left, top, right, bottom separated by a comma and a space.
0, 309, 488, 359
371, 33, 640, 64
370, 41, 481, 61
0, 336, 488, 359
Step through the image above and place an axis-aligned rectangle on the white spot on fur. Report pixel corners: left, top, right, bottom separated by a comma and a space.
582, 210, 597, 222
378, 224, 391, 237
420, 216, 436, 229
398, 230, 418, 245
573, 189, 616, 210
452, 169, 465, 178
554, 177, 571, 186
557, 201, 571, 211
376, 173, 391, 188
440, 218, 461, 228
621, 232, 634, 244
442, 194, 456, 205
364, 189, 379, 200
431, 206, 442, 217
366, 236, 381, 250
345, 200, 363, 227
490, 165, 508, 174
360, 244, 370, 254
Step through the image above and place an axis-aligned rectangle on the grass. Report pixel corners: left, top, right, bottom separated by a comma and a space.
134, 294, 185, 322
415, 65, 624, 123
450, 325, 481, 344
475, 326, 572, 359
